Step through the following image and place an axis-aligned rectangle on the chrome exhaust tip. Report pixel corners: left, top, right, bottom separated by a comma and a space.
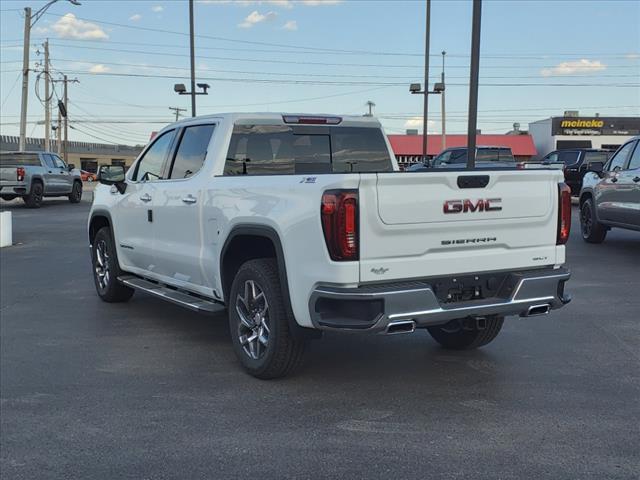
386, 320, 416, 335
525, 304, 551, 317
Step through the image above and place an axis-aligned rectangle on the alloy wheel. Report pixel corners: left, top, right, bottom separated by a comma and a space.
236, 280, 270, 360
95, 240, 110, 290
581, 204, 592, 238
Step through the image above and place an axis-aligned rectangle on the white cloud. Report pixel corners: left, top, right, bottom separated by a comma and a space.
282, 20, 297, 30
541, 59, 606, 77
404, 117, 435, 131
626, 53, 639, 59
151, 5, 164, 12
129, 14, 142, 21
238, 10, 277, 28
51, 13, 109, 40
89, 64, 110, 74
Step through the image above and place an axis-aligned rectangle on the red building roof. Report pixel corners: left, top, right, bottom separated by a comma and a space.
387, 134, 537, 157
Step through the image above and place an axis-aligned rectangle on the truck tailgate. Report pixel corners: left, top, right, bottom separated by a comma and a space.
358, 170, 565, 283
0, 167, 19, 183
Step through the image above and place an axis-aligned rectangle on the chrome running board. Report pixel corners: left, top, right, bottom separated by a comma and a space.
118, 275, 225, 314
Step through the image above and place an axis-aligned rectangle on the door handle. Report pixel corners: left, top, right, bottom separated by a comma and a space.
633, 176, 640, 183
181, 194, 197, 204
140, 193, 152, 202
611, 177, 618, 183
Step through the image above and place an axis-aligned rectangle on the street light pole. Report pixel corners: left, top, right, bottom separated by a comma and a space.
19, 7, 32, 152
422, 0, 431, 162
441, 51, 446, 150
189, 0, 196, 117
466, 0, 482, 169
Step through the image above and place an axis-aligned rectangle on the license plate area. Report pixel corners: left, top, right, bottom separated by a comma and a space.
432, 272, 519, 304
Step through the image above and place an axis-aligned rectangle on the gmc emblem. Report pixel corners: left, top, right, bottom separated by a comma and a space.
443, 198, 502, 214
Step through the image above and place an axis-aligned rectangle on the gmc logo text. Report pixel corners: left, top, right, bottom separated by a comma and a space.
443, 198, 502, 214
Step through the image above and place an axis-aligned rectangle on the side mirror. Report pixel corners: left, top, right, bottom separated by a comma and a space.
68, 163, 75, 171
98, 165, 127, 192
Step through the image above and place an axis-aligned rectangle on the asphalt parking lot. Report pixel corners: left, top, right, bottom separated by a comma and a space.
1, 195, 638, 480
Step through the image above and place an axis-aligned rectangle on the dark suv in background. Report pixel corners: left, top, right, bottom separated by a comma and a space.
541, 149, 613, 195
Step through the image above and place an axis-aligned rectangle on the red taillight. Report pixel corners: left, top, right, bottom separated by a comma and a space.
321, 189, 358, 261
16, 167, 25, 182
557, 182, 571, 245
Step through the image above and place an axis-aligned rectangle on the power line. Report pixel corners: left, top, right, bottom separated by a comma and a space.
55, 70, 640, 87
30, 36, 640, 60
46, 43, 640, 70
48, 58, 640, 80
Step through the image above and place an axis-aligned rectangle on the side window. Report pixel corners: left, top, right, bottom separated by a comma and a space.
558, 151, 580, 166
607, 141, 635, 172
545, 152, 559, 163
52, 155, 66, 169
626, 142, 640, 170
449, 149, 468, 164
42, 154, 56, 169
433, 151, 450, 166
583, 151, 610, 168
169, 124, 215, 179
133, 130, 175, 181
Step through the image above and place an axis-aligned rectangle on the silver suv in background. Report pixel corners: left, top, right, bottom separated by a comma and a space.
579, 136, 640, 243
0, 151, 83, 208
407, 146, 517, 171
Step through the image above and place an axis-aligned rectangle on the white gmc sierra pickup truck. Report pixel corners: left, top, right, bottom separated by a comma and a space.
89, 113, 572, 379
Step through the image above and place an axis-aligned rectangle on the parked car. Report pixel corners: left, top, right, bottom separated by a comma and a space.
89, 113, 571, 379
407, 146, 517, 171
540, 149, 613, 195
81, 170, 97, 182
0, 151, 83, 208
579, 137, 640, 243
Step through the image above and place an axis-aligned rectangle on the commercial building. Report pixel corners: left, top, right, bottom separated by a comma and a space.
0, 135, 142, 172
387, 134, 537, 169
528, 115, 640, 160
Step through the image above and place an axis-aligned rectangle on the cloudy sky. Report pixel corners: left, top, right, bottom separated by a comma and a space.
1, 0, 639, 146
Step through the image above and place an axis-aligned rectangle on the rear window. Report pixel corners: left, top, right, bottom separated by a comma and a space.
583, 151, 611, 165
476, 148, 515, 163
224, 124, 392, 175
0, 153, 41, 166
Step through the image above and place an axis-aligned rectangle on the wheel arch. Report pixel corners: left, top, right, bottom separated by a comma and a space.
220, 225, 318, 340
88, 209, 113, 246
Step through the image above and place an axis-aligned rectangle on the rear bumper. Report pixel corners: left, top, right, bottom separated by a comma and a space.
0, 184, 27, 195
309, 267, 571, 333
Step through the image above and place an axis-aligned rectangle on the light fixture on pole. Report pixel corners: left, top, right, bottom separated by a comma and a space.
18, 0, 81, 152
441, 50, 446, 150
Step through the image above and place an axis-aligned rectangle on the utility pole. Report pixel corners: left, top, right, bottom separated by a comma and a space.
19, 7, 32, 152
189, 0, 196, 117
44, 40, 51, 152
169, 106, 187, 122
422, 0, 431, 162
364, 100, 375, 117
18, 1, 81, 152
441, 51, 446, 150
63, 75, 69, 163
466, 0, 482, 169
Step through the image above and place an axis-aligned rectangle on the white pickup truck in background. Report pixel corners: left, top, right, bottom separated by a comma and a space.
89, 113, 572, 378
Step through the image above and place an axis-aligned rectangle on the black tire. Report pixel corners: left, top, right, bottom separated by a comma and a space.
580, 198, 607, 243
427, 316, 504, 350
1, 195, 17, 201
68, 181, 83, 203
23, 182, 43, 208
228, 258, 306, 379
91, 227, 134, 303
